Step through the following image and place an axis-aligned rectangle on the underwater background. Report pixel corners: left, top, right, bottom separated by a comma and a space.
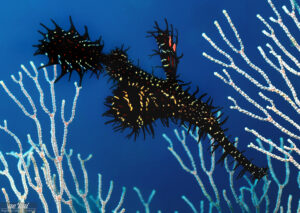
0, 0, 298, 212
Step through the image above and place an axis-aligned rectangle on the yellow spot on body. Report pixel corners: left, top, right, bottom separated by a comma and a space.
122, 96, 133, 111
170, 95, 177, 104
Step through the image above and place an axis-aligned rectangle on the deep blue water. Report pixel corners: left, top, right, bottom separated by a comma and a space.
0, 0, 298, 212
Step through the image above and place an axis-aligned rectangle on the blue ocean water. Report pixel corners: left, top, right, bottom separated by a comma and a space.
0, 0, 298, 212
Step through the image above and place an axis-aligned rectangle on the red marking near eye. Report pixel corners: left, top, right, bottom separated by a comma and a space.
172, 43, 176, 52
168, 36, 172, 47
